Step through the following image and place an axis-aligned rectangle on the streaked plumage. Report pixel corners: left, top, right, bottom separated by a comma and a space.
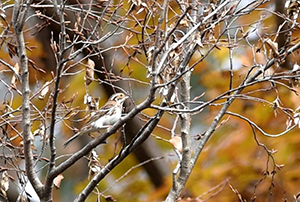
63, 93, 128, 147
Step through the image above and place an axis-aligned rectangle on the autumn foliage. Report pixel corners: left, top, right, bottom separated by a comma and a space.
0, 0, 300, 201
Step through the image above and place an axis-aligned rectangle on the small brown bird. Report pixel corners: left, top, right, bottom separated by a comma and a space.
63, 93, 128, 147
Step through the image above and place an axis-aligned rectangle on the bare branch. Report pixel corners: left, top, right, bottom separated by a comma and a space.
226, 111, 296, 137
12, 0, 44, 196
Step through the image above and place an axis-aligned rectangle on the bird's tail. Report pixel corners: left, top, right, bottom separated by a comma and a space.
63, 132, 81, 147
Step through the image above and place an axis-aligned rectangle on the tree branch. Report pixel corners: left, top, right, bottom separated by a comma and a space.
186, 38, 300, 200
12, 0, 44, 196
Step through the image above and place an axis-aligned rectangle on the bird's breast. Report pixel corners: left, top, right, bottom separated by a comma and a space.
91, 106, 122, 128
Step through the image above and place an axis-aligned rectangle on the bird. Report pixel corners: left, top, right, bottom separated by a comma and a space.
63, 93, 128, 147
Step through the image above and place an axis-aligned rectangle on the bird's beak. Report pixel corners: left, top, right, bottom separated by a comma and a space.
121, 95, 129, 103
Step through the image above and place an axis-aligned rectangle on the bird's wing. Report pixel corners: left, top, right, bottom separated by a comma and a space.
100, 101, 116, 111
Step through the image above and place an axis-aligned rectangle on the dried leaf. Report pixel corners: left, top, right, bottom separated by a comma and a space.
0, 171, 9, 196
88, 150, 102, 180
84, 94, 93, 105
39, 81, 51, 100
85, 58, 95, 86
84, 94, 100, 111
169, 136, 182, 153
53, 174, 64, 189
11, 63, 20, 88
105, 195, 116, 202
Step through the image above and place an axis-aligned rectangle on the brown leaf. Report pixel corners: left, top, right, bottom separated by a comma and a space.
88, 150, 102, 180
53, 174, 64, 189
39, 81, 51, 100
84, 94, 100, 111
11, 63, 20, 88
85, 58, 95, 86
0, 171, 9, 196
105, 195, 117, 202
169, 136, 182, 153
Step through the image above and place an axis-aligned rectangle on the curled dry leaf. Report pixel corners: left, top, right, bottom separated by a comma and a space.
0, 171, 9, 197
84, 94, 100, 112
88, 150, 102, 180
53, 174, 64, 189
85, 58, 95, 86
11, 63, 20, 88
169, 136, 182, 153
39, 81, 51, 100
84, 94, 93, 105
105, 195, 117, 202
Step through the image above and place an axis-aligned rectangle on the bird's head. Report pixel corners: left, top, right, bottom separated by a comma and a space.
109, 93, 128, 104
